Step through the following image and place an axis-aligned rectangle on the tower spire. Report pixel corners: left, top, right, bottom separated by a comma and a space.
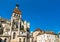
13, 4, 21, 15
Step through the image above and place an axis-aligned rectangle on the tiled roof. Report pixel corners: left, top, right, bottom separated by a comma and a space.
13, 8, 21, 14
45, 31, 55, 35
13, 4, 21, 15
37, 31, 56, 36
34, 28, 42, 32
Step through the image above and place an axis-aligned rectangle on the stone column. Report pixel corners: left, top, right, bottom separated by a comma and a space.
7, 38, 9, 42
30, 38, 33, 42
18, 19, 20, 35
25, 38, 27, 42
24, 21, 27, 31
21, 38, 23, 42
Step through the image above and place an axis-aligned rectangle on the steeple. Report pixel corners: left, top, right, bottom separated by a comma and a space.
13, 4, 21, 15
11, 4, 22, 31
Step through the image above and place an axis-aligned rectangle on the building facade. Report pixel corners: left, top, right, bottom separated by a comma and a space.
32, 28, 59, 42
37, 32, 58, 42
0, 4, 32, 42
32, 28, 44, 42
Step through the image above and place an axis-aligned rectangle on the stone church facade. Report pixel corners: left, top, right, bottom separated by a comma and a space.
0, 4, 33, 42
0, 4, 59, 42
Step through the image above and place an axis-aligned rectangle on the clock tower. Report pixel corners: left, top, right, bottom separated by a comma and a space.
10, 4, 21, 34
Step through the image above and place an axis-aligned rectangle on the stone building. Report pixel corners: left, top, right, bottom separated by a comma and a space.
32, 28, 44, 42
58, 32, 60, 42
32, 28, 59, 42
37, 31, 59, 42
0, 4, 32, 42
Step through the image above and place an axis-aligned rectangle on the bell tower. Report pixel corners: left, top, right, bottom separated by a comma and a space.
10, 4, 21, 33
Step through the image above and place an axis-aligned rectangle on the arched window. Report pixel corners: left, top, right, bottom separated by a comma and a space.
16, 22, 18, 28
19, 38, 21, 42
0, 28, 3, 34
4, 38, 7, 42
13, 32, 16, 39
23, 38, 25, 42
27, 28, 29, 32
0, 38, 2, 42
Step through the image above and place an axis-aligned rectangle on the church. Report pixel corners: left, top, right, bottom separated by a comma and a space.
0, 4, 59, 42
0, 4, 33, 42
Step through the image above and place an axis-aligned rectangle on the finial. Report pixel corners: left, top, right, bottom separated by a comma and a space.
16, 4, 19, 8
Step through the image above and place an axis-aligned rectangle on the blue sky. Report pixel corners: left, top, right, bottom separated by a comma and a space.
0, 0, 60, 33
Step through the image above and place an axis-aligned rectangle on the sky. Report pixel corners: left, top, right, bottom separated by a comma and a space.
0, 0, 60, 33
